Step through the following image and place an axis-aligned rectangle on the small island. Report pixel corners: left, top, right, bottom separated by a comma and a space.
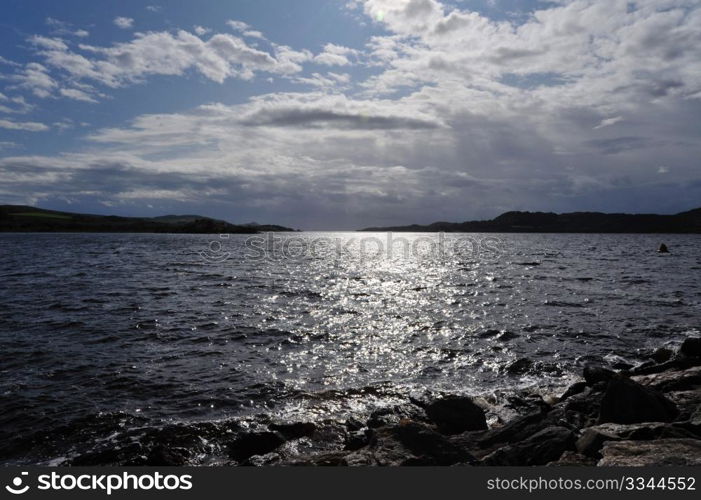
0, 205, 295, 234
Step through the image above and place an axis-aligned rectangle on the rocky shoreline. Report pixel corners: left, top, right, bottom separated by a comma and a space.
232, 337, 701, 466
36, 337, 700, 467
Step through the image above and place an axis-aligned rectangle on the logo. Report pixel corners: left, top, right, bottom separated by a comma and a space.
5, 472, 29, 495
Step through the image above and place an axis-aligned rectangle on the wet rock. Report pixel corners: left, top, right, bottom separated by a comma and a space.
575, 421, 697, 459
576, 427, 619, 458
583, 365, 617, 386
269, 422, 316, 440
392, 421, 476, 465
558, 387, 604, 428
243, 452, 282, 466
599, 377, 677, 424
345, 429, 372, 451
650, 347, 675, 364
559, 382, 588, 402
370, 421, 475, 466
229, 431, 286, 462
288, 450, 376, 466
481, 426, 576, 466
631, 366, 701, 392
506, 358, 533, 375
345, 417, 365, 432
547, 451, 597, 466
598, 439, 701, 466
680, 337, 701, 358
691, 405, 701, 426
367, 404, 427, 428
479, 410, 549, 449
425, 395, 487, 434
144, 445, 190, 466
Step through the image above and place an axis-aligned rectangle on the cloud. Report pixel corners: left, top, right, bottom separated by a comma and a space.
45, 17, 90, 38
0, 119, 50, 132
59, 87, 98, 103
14, 28, 310, 102
12, 62, 57, 98
3, 0, 701, 227
226, 19, 266, 39
314, 44, 358, 66
113, 17, 134, 29
594, 116, 624, 129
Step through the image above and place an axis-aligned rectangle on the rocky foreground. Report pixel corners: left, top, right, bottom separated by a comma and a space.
60, 337, 701, 467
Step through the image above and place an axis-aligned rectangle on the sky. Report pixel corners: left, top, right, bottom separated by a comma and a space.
0, 0, 700, 230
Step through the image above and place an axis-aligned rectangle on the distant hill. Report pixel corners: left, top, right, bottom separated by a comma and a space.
0, 205, 295, 234
360, 208, 701, 233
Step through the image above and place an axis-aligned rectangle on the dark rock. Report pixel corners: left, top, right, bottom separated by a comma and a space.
547, 451, 596, 466
269, 422, 316, 440
345, 417, 365, 432
367, 404, 426, 428
650, 347, 674, 364
243, 452, 282, 466
345, 429, 371, 451
424, 395, 487, 434
506, 358, 533, 375
391, 421, 476, 465
479, 410, 548, 449
144, 445, 190, 466
559, 382, 587, 402
599, 439, 701, 466
599, 377, 678, 424
576, 427, 620, 458
632, 366, 701, 392
229, 431, 286, 462
658, 243, 669, 253
680, 338, 701, 358
691, 405, 701, 426
481, 426, 576, 466
583, 364, 617, 386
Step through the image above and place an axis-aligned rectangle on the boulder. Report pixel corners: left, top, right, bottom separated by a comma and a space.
547, 451, 597, 466
229, 431, 286, 462
598, 439, 701, 466
269, 422, 316, 440
680, 337, 701, 358
558, 382, 588, 402
391, 421, 476, 465
481, 426, 576, 466
367, 403, 427, 428
576, 427, 619, 458
576, 422, 697, 458
631, 366, 701, 392
583, 365, 617, 386
425, 396, 487, 434
649, 347, 674, 364
598, 377, 677, 424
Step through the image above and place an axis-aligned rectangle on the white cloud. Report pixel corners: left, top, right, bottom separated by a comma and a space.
113, 17, 134, 29
594, 116, 624, 129
12, 62, 57, 98
3, 0, 701, 225
59, 88, 98, 103
194, 25, 210, 36
226, 19, 266, 39
0, 119, 50, 132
